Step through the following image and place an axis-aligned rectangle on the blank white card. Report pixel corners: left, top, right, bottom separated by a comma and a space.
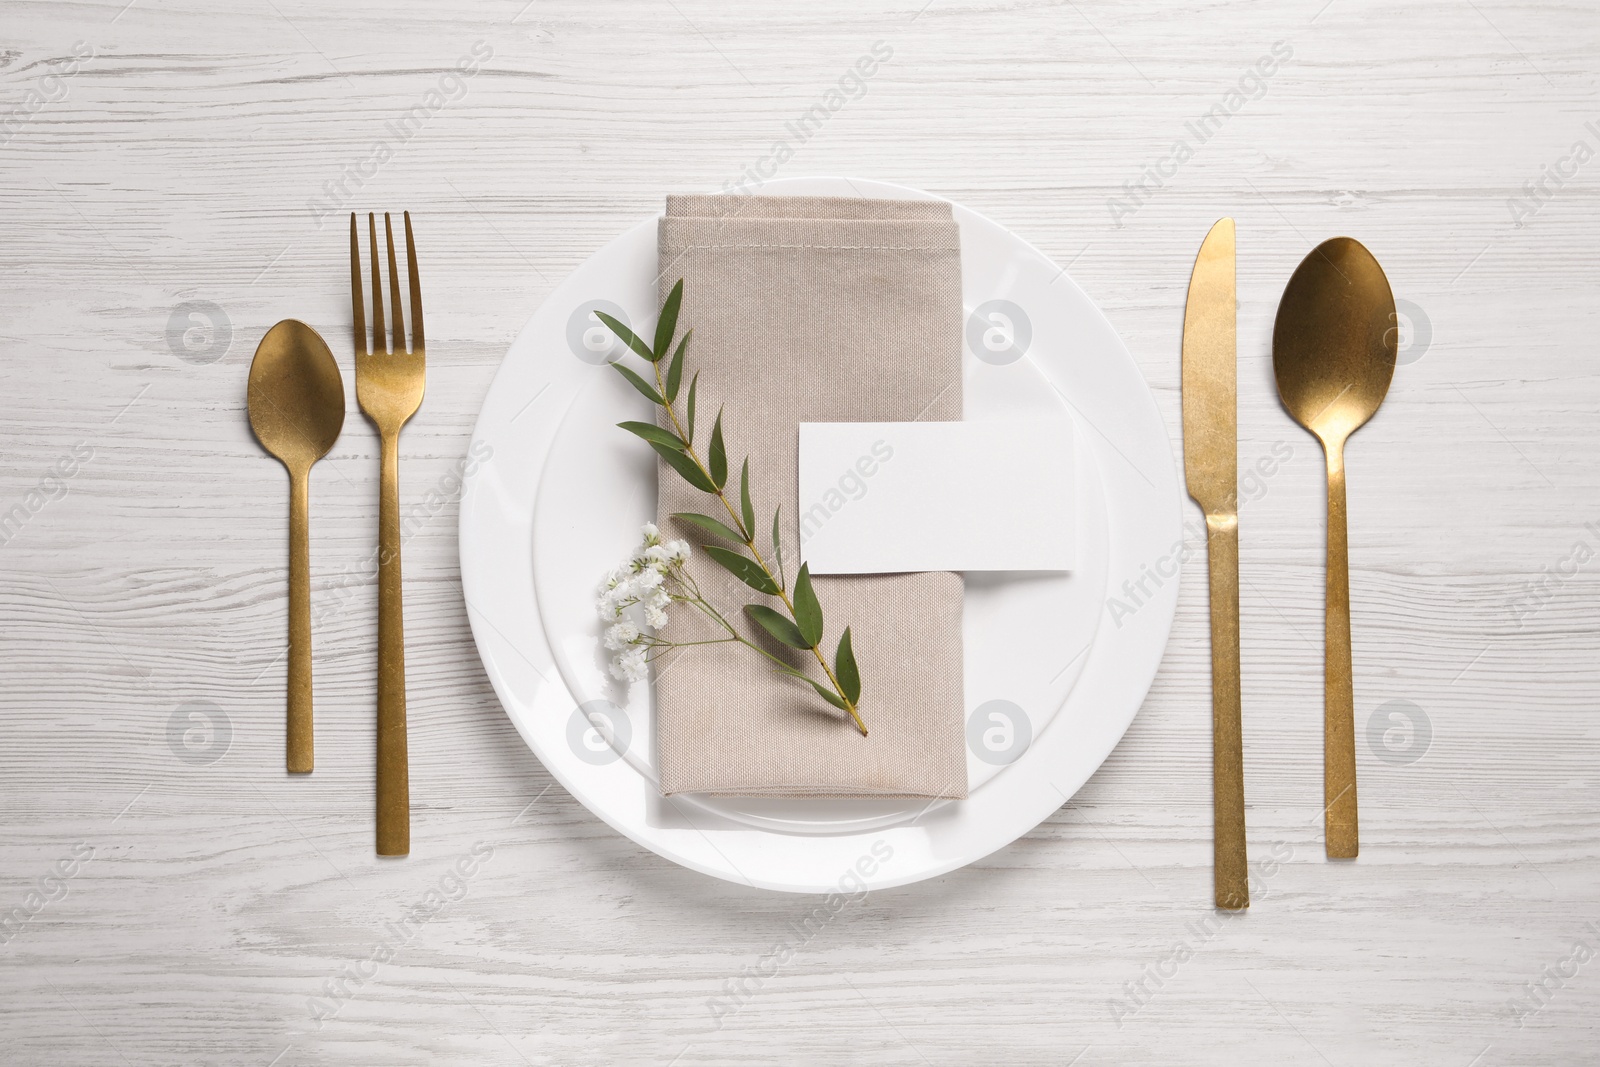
796, 420, 1075, 574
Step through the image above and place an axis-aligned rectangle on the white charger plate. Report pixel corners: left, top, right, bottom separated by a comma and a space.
460, 177, 1181, 893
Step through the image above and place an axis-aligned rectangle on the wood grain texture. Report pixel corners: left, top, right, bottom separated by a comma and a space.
2, 0, 1598, 1063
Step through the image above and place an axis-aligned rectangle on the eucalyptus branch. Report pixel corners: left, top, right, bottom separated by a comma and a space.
596, 280, 866, 736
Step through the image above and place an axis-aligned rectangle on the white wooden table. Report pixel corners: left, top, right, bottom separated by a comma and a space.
3, 1, 1597, 1063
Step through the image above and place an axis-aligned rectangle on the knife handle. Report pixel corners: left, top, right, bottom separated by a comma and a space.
1205, 512, 1248, 909
1323, 442, 1358, 859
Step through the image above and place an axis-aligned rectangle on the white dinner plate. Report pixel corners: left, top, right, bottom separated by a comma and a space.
460, 177, 1181, 893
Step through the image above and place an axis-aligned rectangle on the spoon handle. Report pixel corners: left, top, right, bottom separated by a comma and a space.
287, 467, 313, 773
375, 431, 410, 856
1323, 442, 1358, 858
1204, 512, 1249, 909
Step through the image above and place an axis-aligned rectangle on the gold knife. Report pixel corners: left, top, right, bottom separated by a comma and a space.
1182, 217, 1248, 910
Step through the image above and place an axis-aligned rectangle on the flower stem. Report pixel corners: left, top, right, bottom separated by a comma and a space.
653, 360, 866, 736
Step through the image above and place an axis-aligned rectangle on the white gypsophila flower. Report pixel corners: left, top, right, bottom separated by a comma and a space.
603, 622, 640, 651
599, 523, 693, 681
610, 647, 648, 683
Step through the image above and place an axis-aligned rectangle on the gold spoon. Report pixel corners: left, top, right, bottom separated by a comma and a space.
1273, 238, 1397, 860
247, 320, 345, 773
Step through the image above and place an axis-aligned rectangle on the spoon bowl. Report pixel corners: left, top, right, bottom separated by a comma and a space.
247, 319, 345, 773
1273, 238, 1397, 446
248, 320, 346, 469
1273, 237, 1396, 860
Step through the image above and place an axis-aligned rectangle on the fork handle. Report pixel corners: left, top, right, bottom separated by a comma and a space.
376, 430, 410, 856
1205, 511, 1248, 909
1323, 439, 1358, 859
287, 466, 313, 774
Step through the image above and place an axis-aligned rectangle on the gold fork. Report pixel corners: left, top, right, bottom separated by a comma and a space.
351, 211, 425, 856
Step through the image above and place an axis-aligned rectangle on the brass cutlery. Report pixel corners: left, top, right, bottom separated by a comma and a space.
351, 211, 426, 856
1182, 218, 1248, 909
243, 207, 1395, 881
1273, 237, 1397, 860
246, 320, 346, 773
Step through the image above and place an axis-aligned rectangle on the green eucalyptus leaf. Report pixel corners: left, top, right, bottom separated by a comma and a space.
835, 627, 860, 705
739, 459, 755, 538
665, 329, 690, 403
810, 681, 849, 711
792, 563, 823, 648
653, 279, 683, 362
652, 441, 715, 492
744, 604, 808, 649
708, 409, 727, 490
685, 373, 698, 443
595, 310, 657, 362
617, 421, 683, 451
703, 545, 779, 595
771, 668, 849, 711
672, 512, 744, 543
612, 361, 663, 404
771, 506, 784, 586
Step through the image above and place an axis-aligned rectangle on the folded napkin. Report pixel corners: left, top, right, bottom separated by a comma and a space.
652, 194, 967, 799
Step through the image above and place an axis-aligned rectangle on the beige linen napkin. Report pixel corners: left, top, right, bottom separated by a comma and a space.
652, 194, 967, 799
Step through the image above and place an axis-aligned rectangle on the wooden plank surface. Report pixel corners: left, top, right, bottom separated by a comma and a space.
2, 0, 1597, 1063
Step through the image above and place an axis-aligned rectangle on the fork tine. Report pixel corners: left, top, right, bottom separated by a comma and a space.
404, 211, 423, 353
349, 214, 366, 355
384, 212, 405, 355
368, 213, 385, 354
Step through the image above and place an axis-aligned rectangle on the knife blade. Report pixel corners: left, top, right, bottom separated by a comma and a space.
1182, 217, 1248, 910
